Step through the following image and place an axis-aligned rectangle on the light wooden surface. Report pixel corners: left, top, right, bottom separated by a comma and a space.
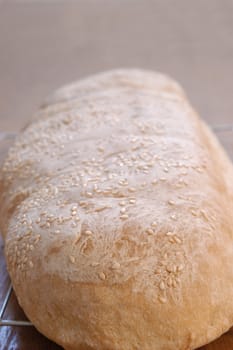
0, 1, 233, 349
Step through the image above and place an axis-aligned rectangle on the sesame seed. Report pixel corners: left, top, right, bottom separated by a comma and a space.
119, 201, 126, 206
168, 200, 175, 205
34, 235, 41, 244
79, 201, 88, 207
172, 279, 178, 287
69, 255, 75, 263
158, 296, 167, 304
166, 231, 175, 236
29, 261, 34, 268
174, 236, 182, 244
91, 262, 99, 267
120, 208, 126, 214
73, 234, 81, 244
151, 221, 157, 227
99, 272, 106, 280
146, 228, 154, 235
200, 210, 208, 220
120, 214, 129, 220
97, 146, 104, 152
85, 230, 93, 236
152, 179, 158, 185
159, 281, 165, 290
160, 177, 166, 181
111, 262, 121, 269
167, 277, 173, 286
129, 199, 136, 204
128, 187, 136, 192
177, 264, 184, 272
166, 265, 174, 273
118, 179, 128, 186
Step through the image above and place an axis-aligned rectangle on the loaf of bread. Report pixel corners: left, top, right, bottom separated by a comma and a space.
1, 69, 233, 350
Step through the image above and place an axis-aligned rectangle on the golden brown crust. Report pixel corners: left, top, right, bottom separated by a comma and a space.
0, 69, 233, 350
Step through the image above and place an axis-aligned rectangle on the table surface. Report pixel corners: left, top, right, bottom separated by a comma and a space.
0, 1, 233, 349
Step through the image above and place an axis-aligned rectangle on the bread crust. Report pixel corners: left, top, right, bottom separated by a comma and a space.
1, 69, 233, 350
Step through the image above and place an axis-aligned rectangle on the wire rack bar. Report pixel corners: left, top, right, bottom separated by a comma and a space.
0, 284, 32, 326
212, 124, 233, 132
0, 131, 17, 142
0, 124, 232, 327
0, 320, 33, 326
0, 284, 12, 320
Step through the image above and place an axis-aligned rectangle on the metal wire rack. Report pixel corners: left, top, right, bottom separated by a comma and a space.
0, 284, 32, 326
0, 124, 232, 328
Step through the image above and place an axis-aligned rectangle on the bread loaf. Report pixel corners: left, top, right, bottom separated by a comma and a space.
1, 69, 233, 350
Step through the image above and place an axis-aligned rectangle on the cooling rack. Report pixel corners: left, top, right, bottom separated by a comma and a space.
0, 124, 232, 328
